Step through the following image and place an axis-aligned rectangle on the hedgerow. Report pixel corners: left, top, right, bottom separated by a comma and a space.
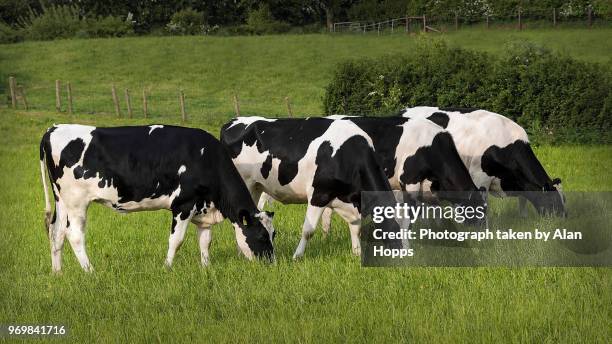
323, 39, 611, 144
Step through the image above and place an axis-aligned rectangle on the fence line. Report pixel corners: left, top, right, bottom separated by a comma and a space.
3, 77, 305, 121
333, 7, 611, 34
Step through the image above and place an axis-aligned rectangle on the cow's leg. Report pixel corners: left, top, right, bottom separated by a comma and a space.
65, 205, 93, 272
331, 201, 362, 256
165, 210, 193, 268
49, 201, 67, 273
320, 207, 333, 237
292, 205, 325, 260
197, 226, 212, 267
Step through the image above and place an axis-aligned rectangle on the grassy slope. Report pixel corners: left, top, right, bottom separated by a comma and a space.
1, 28, 611, 125
0, 29, 611, 342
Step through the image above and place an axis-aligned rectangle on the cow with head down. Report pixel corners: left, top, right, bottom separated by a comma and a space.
401, 106, 566, 217
220, 116, 404, 259
40, 124, 275, 273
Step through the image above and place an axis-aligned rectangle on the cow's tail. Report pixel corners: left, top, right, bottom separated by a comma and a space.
40, 141, 52, 235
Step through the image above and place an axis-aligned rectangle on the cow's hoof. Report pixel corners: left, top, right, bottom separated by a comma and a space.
292, 254, 304, 261
352, 247, 361, 256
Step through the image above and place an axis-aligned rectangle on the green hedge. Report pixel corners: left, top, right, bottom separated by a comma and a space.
323, 40, 612, 144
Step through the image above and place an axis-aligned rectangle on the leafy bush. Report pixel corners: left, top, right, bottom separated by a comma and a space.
17, 4, 132, 41
245, 5, 291, 35
323, 39, 612, 144
166, 8, 206, 35
0, 21, 23, 43
20, 4, 82, 40
85, 16, 133, 38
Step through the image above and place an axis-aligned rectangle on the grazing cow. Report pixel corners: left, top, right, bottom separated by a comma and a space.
401, 106, 566, 217
40, 124, 274, 273
220, 117, 402, 259
318, 116, 487, 234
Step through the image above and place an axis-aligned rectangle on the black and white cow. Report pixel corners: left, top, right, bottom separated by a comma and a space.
316, 116, 487, 234
401, 106, 566, 217
40, 124, 274, 273
220, 117, 402, 259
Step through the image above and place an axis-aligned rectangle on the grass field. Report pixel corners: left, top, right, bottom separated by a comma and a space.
1, 28, 611, 125
1, 28, 611, 342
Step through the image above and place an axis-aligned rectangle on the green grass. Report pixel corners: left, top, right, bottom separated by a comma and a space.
1, 29, 611, 342
0, 110, 610, 343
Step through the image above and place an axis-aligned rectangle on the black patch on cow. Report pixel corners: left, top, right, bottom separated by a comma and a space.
310, 135, 393, 209
61, 138, 86, 167
66, 218, 70, 228
260, 154, 272, 179
427, 112, 450, 128
73, 165, 85, 179
170, 216, 177, 234
438, 107, 478, 114
221, 118, 331, 185
339, 117, 405, 179
400, 132, 477, 192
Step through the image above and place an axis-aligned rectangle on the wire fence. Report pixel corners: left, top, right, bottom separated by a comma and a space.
4, 78, 309, 124
333, 7, 612, 34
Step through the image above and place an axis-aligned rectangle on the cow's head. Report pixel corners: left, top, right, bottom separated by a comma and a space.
234, 210, 275, 262
523, 177, 567, 217
481, 142, 567, 218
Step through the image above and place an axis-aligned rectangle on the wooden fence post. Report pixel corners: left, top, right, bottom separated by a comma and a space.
518, 7, 522, 30
142, 88, 148, 118
179, 90, 186, 122
66, 82, 73, 115
486, 15, 490, 29
377, 23, 380, 35
9, 77, 17, 109
233, 93, 240, 116
17, 85, 28, 110
125, 88, 133, 118
285, 97, 293, 118
55, 80, 61, 112
391, 19, 394, 33
423, 15, 427, 32
455, 12, 459, 30
553, 8, 556, 27
405, 15, 409, 32
111, 84, 121, 117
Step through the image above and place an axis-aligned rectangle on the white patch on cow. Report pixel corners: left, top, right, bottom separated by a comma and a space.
226, 116, 277, 129
233, 223, 254, 260
178, 165, 187, 176
149, 125, 164, 135
325, 114, 355, 120
200, 147, 205, 155
390, 118, 444, 190
156, 182, 160, 189
402, 106, 529, 192
49, 124, 96, 167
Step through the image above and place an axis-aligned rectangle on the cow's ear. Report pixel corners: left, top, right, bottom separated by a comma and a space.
552, 178, 562, 185
266, 211, 275, 218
